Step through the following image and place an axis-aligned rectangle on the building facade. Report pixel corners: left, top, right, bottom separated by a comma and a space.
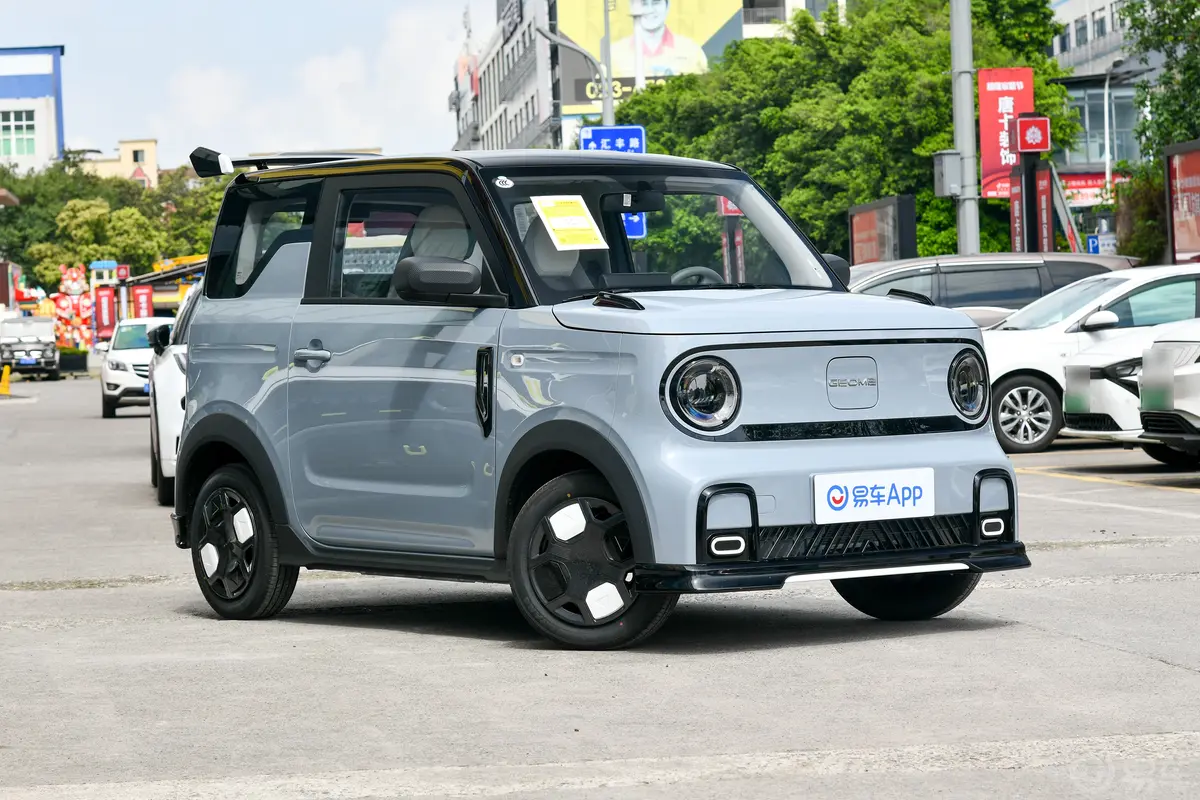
0, 46, 65, 174
82, 139, 160, 188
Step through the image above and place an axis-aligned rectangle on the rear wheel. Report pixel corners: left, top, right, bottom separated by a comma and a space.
992, 375, 1061, 454
508, 470, 678, 650
1141, 443, 1200, 469
189, 464, 298, 620
834, 570, 982, 621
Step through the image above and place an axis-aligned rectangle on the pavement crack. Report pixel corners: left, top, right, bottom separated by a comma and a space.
997, 615, 1200, 678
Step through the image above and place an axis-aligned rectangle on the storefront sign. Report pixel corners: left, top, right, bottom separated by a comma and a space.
94, 286, 116, 339
1167, 139, 1200, 264
978, 67, 1035, 199
131, 284, 155, 318
1036, 167, 1053, 253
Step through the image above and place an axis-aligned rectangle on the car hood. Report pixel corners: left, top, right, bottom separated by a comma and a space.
109, 347, 154, 365
551, 289, 977, 335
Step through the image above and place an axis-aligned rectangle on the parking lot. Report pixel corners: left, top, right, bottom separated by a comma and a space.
2, 378, 1198, 799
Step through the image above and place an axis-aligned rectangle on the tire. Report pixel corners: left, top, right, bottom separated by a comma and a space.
150, 434, 159, 488
507, 470, 678, 650
833, 570, 982, 621
101, 396, 116, 418
1141, 443, 1200, 469
46, 370, 60, 381
991, 375, 1062, 454
188, 464, 299, 620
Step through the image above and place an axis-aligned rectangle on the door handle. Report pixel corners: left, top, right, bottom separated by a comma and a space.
404, 445, 427, 456
290, 347, 328, 364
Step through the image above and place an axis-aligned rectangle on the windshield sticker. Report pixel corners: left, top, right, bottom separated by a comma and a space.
494, 176, 514, 189
529, 195, 608, 251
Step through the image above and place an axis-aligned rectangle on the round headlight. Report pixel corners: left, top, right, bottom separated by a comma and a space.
948, 349, 988, 420
669, 357, 740, 431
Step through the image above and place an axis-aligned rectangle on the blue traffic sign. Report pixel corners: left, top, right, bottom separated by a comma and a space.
1086, 234, 1100, 254
579, 125, 648, 239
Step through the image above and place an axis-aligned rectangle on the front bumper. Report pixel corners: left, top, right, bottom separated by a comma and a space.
102, 367, 151, 403
1, 355, 58, 373
1140, 411, 1200, 454
1063, 370, 1142, 438
634, 544, 1029, 592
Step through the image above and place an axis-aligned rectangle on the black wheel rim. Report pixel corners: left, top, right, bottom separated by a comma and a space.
196, 488, 257, 601
527, 496, 636, 627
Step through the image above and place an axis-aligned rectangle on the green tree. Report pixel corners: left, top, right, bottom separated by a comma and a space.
615, 0, 1075, 257
1121, 0, 1200, 158
26, 198, 164, 288
142, 167, 229, 258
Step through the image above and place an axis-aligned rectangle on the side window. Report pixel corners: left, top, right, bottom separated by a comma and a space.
169, 282, 202, 346
1106, 279, 1199, 328
860, 271, 934, 299
329, 186, 498, 299
1048, 260, 1106, 289
943, 267, 1042, 307
205, 179, 321, 300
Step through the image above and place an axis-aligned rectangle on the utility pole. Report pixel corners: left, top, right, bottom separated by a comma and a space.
600, 0, 616, 125
949, 0, 980, 255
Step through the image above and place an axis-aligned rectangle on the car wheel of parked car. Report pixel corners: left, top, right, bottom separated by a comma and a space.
1141, 443, 1200, 469
992, 375, 1062, 454
189, 464, 299, 620
101, 396, 116, 419
833, 570, 982, 621
46, 370, 59, 381
508, 470, 679, 650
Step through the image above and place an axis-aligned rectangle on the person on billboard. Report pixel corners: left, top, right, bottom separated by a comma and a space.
611, 0, 709, 78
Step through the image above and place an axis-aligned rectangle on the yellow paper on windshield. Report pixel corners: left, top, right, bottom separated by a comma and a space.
529, 195, 608, 251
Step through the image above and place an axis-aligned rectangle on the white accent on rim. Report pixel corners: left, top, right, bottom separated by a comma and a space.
981, 518, 1006, 537
200, 543, 220, 578
232, 508, 255, 544
585, 582, 625, 620
709, 535, 747, 556
548, 502, 587, 542
784, 563, 968, 584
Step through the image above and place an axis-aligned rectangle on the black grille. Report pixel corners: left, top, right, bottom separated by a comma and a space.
756, 514, 972, 561
1141, 411, 1196, 436
1064, 412, 1121, 432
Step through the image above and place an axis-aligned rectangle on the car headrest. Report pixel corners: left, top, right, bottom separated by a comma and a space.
524, 217, 581, 277
408, 204, 472, 260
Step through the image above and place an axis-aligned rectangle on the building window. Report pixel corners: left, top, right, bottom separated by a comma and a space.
1058, 30, 1071, 53
133, 149, 145, 163
1057, 86, 1141, 166
1112, 1, 1127, 29
1075, 17, 1088, 46
1093, 10, 1107, 39
0, 110, 36, 157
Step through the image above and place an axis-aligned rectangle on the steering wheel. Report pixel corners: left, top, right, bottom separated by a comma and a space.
671, 266, 727, 286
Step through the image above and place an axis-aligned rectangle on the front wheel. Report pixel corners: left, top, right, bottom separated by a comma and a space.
833, 570, 981, 621
189, 464, 299, 620
101, 396, 116, 418
992, 375, 1061, 454
1141, 443, 1200, 469
508, 471, 678, 650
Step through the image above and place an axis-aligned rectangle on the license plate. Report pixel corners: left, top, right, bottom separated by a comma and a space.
1063, 364, 1092, 414
814, 468, 935, 524
1140, 347, 1174, 411
18, 357, 35, 365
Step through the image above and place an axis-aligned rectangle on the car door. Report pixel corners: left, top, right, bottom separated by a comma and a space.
1076, 275, 1200, 351
1044, 258, 1110, 291
855, 264, 938, 303
938, 260, 1046, 313
286, 172, 508, 556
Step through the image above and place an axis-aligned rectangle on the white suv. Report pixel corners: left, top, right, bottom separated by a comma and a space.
98, 317, 173, 418
1139, 319, 1200, 460
149, 281, 202, 504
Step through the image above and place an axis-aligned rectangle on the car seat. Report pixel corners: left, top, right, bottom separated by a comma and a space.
520, 217, 598, 296
388, 204, 493, 297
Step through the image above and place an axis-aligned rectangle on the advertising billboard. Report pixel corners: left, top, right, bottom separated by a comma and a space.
977, 67, 1034, 200
94, 286, 116, 339
847, 195, 917, 265
557, 0, 743, 117
131, 284, 155, 319
1009, 166, 1024, 252
1167, 139, 1200, 264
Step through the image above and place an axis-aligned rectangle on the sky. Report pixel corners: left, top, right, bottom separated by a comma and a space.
0, 0, 497, 168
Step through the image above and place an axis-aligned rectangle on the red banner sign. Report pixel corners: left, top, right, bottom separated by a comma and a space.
115, 264, 130, 281
1036, 167, 1053, 253
94, 286, 116, 339
733, 227, 746, 282
851, 208, 880, 264
1169, 145, 1200, 263
978, 67, 1035, 199
717, 197, 743, 216
131, 284, 155, 318
1009, 169, 1024, 252
1016, 116, 1051, 153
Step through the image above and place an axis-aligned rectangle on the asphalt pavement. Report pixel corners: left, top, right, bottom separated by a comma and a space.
1, 379, 1197, 799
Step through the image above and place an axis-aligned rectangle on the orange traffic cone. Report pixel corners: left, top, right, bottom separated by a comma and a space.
0, 365, 10, 396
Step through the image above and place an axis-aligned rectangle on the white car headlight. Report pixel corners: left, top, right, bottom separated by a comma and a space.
948, 349, 988, 421
668, 356, 741, 432
107, 359, 127, 372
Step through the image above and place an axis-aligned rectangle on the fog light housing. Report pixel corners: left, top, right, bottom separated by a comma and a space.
708, 533, 747, 557
980, 517, 1006, 538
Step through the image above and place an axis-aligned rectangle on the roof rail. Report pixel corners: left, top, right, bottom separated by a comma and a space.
189, 147, 378, 179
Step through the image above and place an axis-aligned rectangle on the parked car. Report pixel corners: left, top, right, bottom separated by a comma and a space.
148, 279, 203, 505
1138, 319, 1200, 459
848, 252, 1138, 328
1060, 319, 1200, 466
982, 264, 1200, 453
98, 316, 173, 418
0, 315, 59, 380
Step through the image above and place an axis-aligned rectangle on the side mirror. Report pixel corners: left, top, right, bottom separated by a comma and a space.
1081, 308, 1120, 331
822, 253, 852, 287
95, 341, 110, 353
151, 324, 172, 355
393, 256, 482, 300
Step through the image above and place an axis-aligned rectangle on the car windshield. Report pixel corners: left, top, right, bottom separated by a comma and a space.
112, 323, 166, 350
481, 167, 834, 304
0, 318, 55, 343
994, 275, 1129, 330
